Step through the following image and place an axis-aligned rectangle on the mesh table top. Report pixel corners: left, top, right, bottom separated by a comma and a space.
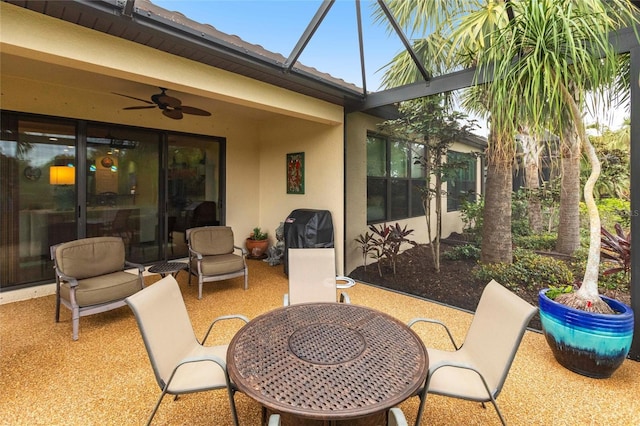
227, 303, 428, 421
147, 261, 188, 275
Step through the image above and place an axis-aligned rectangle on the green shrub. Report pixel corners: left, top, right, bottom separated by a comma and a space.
473, 250, 574, 291
443, 244, 480, 260
514, 233, 557, 250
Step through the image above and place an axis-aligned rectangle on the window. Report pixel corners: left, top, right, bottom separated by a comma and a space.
366, 133, 426, 223
446, 151, 477, 212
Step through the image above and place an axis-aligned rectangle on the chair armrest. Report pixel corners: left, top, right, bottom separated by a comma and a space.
164, 353, 231, 390
125, 260, 145, 274
234, 245, 247, 256
407, 317, 459, 350
188, 247, 204, 260
426, 360, 493, 399
339, 292, 351, 304
55, 270, 79, 288
389, 407, 408, 426
201, 314, 250, 344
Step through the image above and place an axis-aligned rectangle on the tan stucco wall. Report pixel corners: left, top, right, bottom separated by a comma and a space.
1, 2, 346, 270
258, 117, 345, 272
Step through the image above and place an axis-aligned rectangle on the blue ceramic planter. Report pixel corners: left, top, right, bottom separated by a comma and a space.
539, 289, 634, 379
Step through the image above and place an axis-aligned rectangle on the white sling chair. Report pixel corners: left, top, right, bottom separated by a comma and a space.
268, 407, 408, 426
284, 248, 350, 305
409, 280, 537, 426
126, 275, 249, 426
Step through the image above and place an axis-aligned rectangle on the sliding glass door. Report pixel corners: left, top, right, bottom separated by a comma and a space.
1, 112, 223, 289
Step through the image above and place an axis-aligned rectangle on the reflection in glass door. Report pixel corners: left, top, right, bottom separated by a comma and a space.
87, 125, 159, 264
167, 135, 222, 258
0, 117, 77, 286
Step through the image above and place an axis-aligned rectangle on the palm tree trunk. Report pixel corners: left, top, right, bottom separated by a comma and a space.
480, 131, 513, 264
555, 124, 582, 255
521, 130, 543, 233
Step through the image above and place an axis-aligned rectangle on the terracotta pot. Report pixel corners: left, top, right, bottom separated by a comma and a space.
245, 238, 269, 259
539, 289, 634, 379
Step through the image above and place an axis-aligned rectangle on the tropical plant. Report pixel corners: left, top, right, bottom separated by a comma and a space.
601, 223, 632, 277
354, 231, 376, 272
249, 227, 267, 240
377, 97, 476, 272
364, 223, 417, 277
474, 249, 574, 292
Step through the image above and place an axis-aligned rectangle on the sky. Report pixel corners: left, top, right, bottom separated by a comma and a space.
152, 0, 628, 133
152, 0, 405, 91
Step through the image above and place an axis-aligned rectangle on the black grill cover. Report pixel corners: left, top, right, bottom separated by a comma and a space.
283, 209, 334, 274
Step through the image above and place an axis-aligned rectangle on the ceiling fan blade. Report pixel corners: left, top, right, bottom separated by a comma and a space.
112, 92, 154, 105
163, 108, 183, 120
180, 106, 212, 116
123, 105, 156, 110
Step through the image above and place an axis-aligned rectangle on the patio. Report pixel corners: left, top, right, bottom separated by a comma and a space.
1, 259, 638, 425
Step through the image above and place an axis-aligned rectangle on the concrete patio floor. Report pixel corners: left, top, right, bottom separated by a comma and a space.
1, 259, 638, 425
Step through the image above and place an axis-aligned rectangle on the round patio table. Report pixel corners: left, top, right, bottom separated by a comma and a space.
227, 302, 428, 425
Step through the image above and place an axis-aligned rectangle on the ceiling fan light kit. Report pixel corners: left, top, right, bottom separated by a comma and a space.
114, 87, 211, 120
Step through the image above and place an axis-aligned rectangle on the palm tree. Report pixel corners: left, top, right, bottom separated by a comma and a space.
381, 1, 515, 263
380, 0, 637, 311
477, 0, 638, 311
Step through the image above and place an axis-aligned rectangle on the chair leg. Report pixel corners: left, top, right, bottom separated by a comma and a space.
72, 307, 80, 341
488, 396, 507, 426
414, 385, 428, 426
198, 278, 203, 300
146, 389, 168, 426
55, 294, 61, 322
226, 388, 240, 426
243, 270, 248, 290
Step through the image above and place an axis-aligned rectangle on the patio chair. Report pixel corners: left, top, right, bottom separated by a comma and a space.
408, 279, 537, 426
186, 226, 248, 299
125, 275, 249, 426
284, 248, 350, 305
267, 407, 408, 426
51, 236, 144, 340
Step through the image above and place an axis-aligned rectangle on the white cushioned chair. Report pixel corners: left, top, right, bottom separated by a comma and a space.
51, 236, 144, 340
186, 226, 248, 299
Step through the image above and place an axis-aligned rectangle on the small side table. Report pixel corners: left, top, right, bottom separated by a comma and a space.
148, 261, 188, 278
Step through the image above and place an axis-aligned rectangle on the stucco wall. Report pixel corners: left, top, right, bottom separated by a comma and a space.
1, 2, 345, 264
258, 116, 345, 273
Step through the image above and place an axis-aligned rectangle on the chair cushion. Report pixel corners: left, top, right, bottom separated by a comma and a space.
55, 237, 125, 279
195, 254, 245, 276
189, 227, 234, 256
61, 271, 142, 307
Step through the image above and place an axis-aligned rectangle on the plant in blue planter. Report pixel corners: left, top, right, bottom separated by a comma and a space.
539, 225, 634, 378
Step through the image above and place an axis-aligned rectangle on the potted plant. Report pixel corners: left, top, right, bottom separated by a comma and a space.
539, 224, 633, 378
245, 227, 269, 259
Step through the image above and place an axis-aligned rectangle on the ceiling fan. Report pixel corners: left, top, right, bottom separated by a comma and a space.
113, 87, 211, 120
